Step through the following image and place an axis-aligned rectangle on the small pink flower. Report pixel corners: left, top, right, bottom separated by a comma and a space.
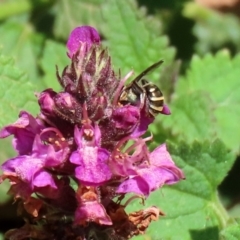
70, 125, 112, 186
113, 141, 185, 196
0, 111, 44, 155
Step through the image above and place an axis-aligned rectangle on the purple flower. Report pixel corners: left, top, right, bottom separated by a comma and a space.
67, 26, 100, 58
75, 201, 112, 226
130, 110, 154, 138
1, 135, 65, 200
112, 105, 140, 130
38, 89, 83, 125
112, 141, 184, 196
160, 104, 171, 115
0, 111, 43, 155
75, 186, 112, 225
0, 25, 184, 239
70, 124, 112, 186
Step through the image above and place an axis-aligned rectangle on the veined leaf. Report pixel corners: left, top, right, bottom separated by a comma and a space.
101, 0, 175, 83
0, 20, 45, 88
128, 140, 234, 240
53, 0, 103, 40
161, 51, 240, 153
0, 54, 38, 128
40, 40, 69, 91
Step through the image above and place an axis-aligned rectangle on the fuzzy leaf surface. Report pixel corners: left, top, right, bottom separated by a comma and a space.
0, 54, 38, 203
54, 0, 103, 40
161, 51, 240, 153
0, 54, 38, 128
0, 20, 45, 87
40, 40, 69, 91
221, 220, 240, 240
129, 140, 234, 240
158, 90, 216, 143
101, 0, 175, 84
183, 2, 240, 55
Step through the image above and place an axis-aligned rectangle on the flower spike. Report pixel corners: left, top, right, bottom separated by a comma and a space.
0, 25, 184, 240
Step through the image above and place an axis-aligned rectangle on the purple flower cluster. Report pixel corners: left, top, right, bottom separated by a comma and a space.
0, 26, 184, 239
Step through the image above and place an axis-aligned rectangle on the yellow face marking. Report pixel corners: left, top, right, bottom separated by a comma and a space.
148, 87, 156, 92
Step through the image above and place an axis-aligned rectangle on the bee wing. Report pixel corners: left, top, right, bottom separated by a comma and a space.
133, 59, 164, 82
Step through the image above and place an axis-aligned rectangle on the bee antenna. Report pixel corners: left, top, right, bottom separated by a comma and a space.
134, 59, 164, 83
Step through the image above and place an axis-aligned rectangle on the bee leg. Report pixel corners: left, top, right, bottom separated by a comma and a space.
139, 92, 146, 110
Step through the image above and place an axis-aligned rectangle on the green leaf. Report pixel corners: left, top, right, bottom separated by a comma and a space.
0, 138, 15, 204
183, 2, 240, 55
40, 40, 69, 91
0, 137, 15, 166
0, 54, 38, 128
54, 0, 104, 40
0, 20, 45, 88
128, 140, 235, 240
0, 0, 52, 20
101, 0, 175, 83
0, 180, 11, 204
0, 0, 32, 20
220, 219, 240, 240
0, 233, 4, 240
158, 59, 181, 102
161, 51, 240, 153
0, 54, 38, 203
157, 91, 216, 143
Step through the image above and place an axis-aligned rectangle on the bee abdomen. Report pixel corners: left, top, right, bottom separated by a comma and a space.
141, 80, 164, 116
148, 96, 164, 115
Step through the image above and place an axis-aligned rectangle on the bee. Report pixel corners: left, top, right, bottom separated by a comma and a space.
119, 60, 164, 117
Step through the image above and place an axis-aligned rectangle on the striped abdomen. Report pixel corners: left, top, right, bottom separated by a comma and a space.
141, 79, 164, 116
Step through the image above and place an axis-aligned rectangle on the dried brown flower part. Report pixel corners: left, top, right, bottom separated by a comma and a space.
23, 197, 43, 217
104, 201, 164, 239
128, 206, 165, 236
196, 0, 240, 14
